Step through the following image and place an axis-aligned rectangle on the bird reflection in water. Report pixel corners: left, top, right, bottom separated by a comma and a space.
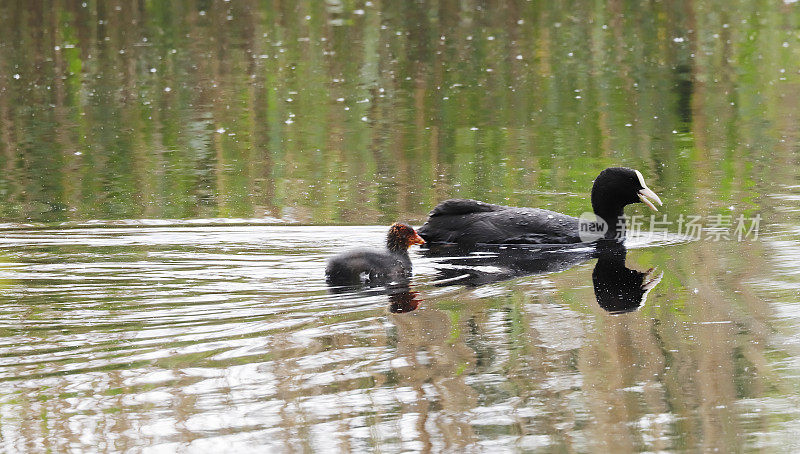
326, 242, 661, 315
326, 278, 424, 314
424, 241, 662, 314
387, 287, 422, 313
592, 245, 662, 314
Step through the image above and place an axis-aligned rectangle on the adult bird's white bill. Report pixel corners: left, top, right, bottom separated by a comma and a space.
634, 169, 663, 211
638, 187, 663, 211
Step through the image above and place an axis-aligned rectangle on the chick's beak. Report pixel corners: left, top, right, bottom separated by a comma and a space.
409, 232, 425, 246
638, 187, 663, 212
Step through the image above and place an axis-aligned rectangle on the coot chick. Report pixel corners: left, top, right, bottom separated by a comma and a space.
417, 167, 662, 245
326, 223, 425, 286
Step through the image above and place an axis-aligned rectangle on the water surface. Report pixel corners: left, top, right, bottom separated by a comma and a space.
0, 225, 798, 452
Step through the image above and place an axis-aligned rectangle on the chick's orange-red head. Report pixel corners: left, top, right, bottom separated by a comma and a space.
387, 223, 425, 251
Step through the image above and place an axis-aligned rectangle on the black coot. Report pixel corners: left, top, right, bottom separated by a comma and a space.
417, 167, 662, 245
326, 223, 425, 286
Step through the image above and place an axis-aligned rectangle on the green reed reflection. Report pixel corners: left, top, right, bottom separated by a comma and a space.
0, 1, 796, 224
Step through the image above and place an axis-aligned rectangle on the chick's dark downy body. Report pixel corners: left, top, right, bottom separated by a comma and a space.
326, 223, 425, 286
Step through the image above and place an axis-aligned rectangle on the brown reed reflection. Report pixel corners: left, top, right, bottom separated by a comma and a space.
388, 301, 480, 452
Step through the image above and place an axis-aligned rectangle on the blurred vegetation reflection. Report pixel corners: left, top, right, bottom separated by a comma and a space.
0, 0, 796, 224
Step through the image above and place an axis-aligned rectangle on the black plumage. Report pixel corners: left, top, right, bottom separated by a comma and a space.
326, 223, 425, 286
417, 167, 662, 246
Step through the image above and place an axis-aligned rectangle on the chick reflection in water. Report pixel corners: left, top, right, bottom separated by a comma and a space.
427, 242, 662, 314
387, 288, 422, 313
